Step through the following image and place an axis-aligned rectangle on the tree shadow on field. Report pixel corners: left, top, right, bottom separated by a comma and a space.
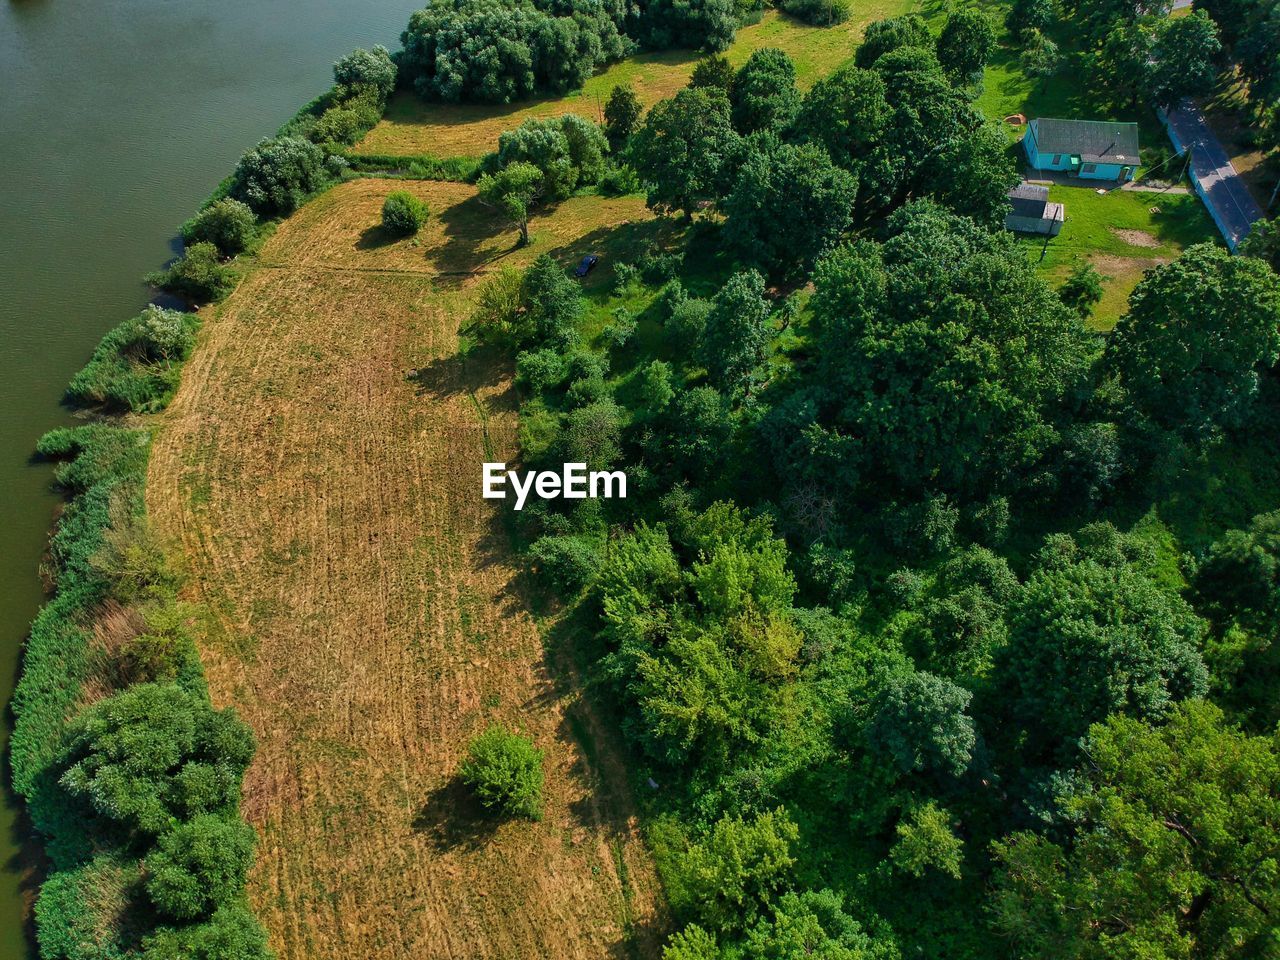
408, 340, 507, 402
356, 224, 398, 250
428, 193, 513, 283
413, 774, 502, 853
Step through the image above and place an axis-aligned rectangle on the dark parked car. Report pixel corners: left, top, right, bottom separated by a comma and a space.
574, 254, 600, 278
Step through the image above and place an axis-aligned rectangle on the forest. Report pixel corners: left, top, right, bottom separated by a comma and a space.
14, 0, 1280, 958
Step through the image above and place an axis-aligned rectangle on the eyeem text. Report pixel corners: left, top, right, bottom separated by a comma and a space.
482, 462, 627, 511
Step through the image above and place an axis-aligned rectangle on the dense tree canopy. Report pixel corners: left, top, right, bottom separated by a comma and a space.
1107, 243, 1280, 443
496, 114, 609, 199
729, 48, 801, 135
631, 87, 741, 217
993, 703, 1280, 959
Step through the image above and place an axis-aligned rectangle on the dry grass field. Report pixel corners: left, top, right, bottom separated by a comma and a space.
354, 6, 912, 159
147, 179, 667, 959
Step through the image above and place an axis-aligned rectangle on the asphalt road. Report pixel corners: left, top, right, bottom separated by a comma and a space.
1164, 98, 1264, 249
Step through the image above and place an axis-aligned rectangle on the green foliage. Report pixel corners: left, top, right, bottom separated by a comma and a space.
1058, 262, 1104, 318
230, 136, 332, 216
381, 190, 430, 235
743, 888, 889, 959
724, 142, 858, 281
497, 114, 609, 200
398, 0, 628, 104
147, 242, 237, 304
181, 198, 257, 257
935, 10, 997, 84
792, 65, 890, 172
142, 904, 272, 960
700, 270, 772, 397
1007, 0, 1056, 34
460, 724, 545, 819
993, 702, 1280, 958
333, 44, 397, 99
1149, 11, 1222, 105
60, 682, 255, 836
729, 48, 800, 135
1001, 528, 1208, 761
66, 306, 200, 412
604, 83, 643, 150
520, 254, 584, 348
891, 802, 963, 880
868, 671, 975, 780
678, 808, 799, 932
689, 54, 734, 90
1107, 243, 1280, 443
529, 535, 603, 592
146, 815, 256, 920
631, 86, 740, 218
802, 202, 1092, 503
919, 123, 1020, 230
854, 14, 931, 69
477, 161, 544, 245
1197, 510, 1280, 636
778, 0, 850, 25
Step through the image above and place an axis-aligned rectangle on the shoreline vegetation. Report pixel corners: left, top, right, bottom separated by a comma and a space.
16, 0, 1280, 957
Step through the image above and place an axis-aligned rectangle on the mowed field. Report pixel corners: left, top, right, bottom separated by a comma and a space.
147, 179, 667, 959
355, 6, 911, 158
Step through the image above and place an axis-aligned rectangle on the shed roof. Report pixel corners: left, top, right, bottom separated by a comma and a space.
1031, 118, 1140, 164
1008, 182, 1050, 218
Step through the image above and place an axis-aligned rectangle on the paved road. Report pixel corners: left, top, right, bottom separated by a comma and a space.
1163, 98, 1263, 249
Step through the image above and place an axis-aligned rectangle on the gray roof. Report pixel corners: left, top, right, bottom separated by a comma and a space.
1032, 118, 1140, 164
1008, 182, 1050, 218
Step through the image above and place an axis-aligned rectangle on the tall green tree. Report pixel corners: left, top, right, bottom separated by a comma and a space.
700, 270, 772, 397
630, 87, 741, 218
729, 47, 800, 135
604, 83, 643, 150
477, 161, 544, 246
854, 14, 932, 68
993, 702, 1280, 959
723, 143, 858, 281
1107, 243, 1280, 442
146, 815, 257, 920
936, 9, 998, 83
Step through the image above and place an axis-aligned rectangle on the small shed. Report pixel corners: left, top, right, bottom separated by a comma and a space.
1022, 118, 1140, 181
1005, 183, 1064, 236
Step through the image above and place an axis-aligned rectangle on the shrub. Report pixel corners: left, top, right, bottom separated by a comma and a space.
146, 243, 236, 304
459, 724, 545, 819
690, 54, 734, 90
65, 306, 200, 412
181, 199, 257, 256
333, 44, 397, 99
146, 815, 256, 920
382, 190, 430, 235
142, 903, 272, 960
604, 84, 643, 149
230, 136, 331, 216
497, 115, 609, 200
311, 106, 365, 145
779, 0, 850, 25
529, 535, 603, 591
597, 163, 641, 196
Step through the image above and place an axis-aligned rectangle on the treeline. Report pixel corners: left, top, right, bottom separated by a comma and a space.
393, 0, 848, 106
13, 40, 415, 960
471, 12, 1280, 959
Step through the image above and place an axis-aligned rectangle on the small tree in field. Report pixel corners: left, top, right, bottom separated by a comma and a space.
604, 83, 643, 150
477, 162, 544, 246
460, 724, 544, 819
382, 190, 429, 235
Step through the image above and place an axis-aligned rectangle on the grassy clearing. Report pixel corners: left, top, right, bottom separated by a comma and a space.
147, 179, 667, 960
355, 6, 913, 159
1019, 185, 1215, 329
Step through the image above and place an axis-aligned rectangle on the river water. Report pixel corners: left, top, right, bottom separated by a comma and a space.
0, 0, 419, 951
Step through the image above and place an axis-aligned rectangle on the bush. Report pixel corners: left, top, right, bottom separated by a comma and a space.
529, 535, 603, 591
181, 199, 257, 257
146, 815, 256, 920
230, 136, 331, 216
66, 306, 200, 412
460, 724, 545, 819
146, 243, 236, 304
779, 0, 850, 25
333, 44, 397, 99
382, 190, 430, 235
497, 115, 609, 200
597, 163, 641, 196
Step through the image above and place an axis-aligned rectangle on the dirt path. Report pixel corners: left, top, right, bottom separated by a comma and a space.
147, 179, 664, 960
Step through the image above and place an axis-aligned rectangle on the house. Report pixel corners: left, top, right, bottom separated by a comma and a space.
1022, 118, 1140, 182
1005, 182, 1065, 235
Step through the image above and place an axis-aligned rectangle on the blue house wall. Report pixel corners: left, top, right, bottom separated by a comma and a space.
1022, 120, 1136, 181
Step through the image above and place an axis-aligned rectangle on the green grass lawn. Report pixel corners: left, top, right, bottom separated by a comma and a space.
1018, 185, 1217, 329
